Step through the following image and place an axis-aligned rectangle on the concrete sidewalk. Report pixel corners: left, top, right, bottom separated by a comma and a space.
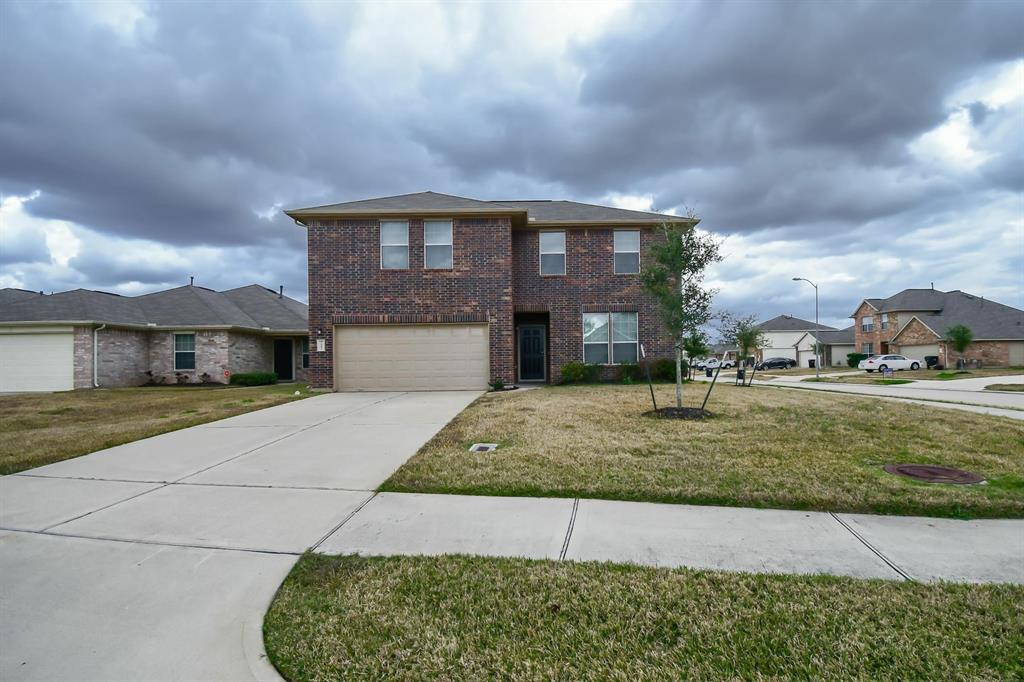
316, 492, 1024, 584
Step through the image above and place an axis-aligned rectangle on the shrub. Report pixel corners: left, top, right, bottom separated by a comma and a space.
650, 358, 678, 382
489, 379, 505, 391
618, 363, 642, 382
847, 353, 870, 368
561, 362, 601, 384
229, 372, 278, 386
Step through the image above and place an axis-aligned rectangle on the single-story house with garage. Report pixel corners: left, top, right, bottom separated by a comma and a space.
0, 284, 309, 392
754, 315, 837, 362
852, 288, 1024, 367
793, 326, 856, 367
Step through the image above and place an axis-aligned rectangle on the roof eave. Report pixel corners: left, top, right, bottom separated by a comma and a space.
525, 217, 698, 228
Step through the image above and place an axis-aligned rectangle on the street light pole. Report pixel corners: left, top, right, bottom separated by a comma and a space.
792, 277, 820, 380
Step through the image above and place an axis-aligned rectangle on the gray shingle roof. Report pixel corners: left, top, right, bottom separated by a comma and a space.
875, 289, 946, 312
0, 288, 43, 305
285, 191, 692, 224
286, 191, 516, 216
894, 291, 1024, 341
495, 200, 687, 224
755, 315, 836, 332
808, 326, 855, 344
0, 285, 307, 332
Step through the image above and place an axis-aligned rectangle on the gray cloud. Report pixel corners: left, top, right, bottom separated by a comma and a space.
0, 0, 1021, 319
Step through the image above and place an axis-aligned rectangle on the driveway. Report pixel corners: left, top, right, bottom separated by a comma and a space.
0, 390, 481, 681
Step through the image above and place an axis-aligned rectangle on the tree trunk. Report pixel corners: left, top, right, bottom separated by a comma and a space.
675, 343, 683, 408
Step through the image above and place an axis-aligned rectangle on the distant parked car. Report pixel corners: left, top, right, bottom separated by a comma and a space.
859, 354, 922, 372
702, 358, 736, 370
756, 357, 797, 370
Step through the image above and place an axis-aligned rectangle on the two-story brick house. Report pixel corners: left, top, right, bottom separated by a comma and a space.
287, 192, 691, 390
851, 287, 1024, 367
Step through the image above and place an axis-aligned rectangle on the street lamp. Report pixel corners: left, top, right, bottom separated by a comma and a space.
792, 277, 820, 380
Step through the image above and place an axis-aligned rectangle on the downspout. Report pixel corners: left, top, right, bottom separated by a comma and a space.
93, 324, 106, 387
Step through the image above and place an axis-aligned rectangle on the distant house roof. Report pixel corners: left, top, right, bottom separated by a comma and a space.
803, 326, 856, 345
755, 315, 836, 332
284, 191, 694, 227
889, 290, 1024, 341
0, 285, 307, 333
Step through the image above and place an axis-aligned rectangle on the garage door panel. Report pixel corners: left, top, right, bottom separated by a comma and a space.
334, 324, 489, 391
901, 344, 939, 359
0, 332, 75, 392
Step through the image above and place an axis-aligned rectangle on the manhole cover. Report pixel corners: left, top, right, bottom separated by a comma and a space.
883, 464, 985, 484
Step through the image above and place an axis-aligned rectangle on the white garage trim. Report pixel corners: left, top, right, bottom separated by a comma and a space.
0, 330, 75, 392
334, 323, 489, 391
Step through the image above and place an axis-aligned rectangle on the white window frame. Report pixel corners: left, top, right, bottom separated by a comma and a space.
423, 219, 454, 270
539, 230, 566, 276
173, 332, 196, 371
582, 311, 638, 365
379, 220, 409, 270
613, 230, 641, 274
860, 316, 874, 332
862, 342, 873, 355
880, 315, 888, 330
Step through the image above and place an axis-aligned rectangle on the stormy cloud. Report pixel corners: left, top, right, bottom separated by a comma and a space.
1, 0, 1021, 328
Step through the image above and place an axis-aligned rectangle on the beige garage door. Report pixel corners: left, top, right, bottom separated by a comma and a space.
334, 324, 489, 391
900, 344, 939, 361
0, 330, 75, 392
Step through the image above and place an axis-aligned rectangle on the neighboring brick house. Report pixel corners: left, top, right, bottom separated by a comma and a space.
850, 288, 1024, 368
287, 191, 690, 390
0, 284, 309, 392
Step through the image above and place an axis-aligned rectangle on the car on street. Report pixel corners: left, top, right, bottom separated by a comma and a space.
858, 354, 922, 372
702, 358, 736, 370
755, 357, 797, 370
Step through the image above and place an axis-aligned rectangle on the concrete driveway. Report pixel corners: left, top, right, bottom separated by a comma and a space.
0, 390, 481, 681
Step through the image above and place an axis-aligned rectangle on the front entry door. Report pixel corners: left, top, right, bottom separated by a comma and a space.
518, 325, 546, 382
273, 339, 294, 381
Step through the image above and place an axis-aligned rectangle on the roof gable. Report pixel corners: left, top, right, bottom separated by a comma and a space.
756, 315, 837, 332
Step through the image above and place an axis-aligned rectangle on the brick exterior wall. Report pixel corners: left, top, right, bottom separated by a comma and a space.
72, 326, 94, 389
96, 328, 150, 387
869, 312, 1015, 368
148, 330, 230, 384
852, 302, 900, 355
511, 227, 672, 381
229, 333, 273, 376
306, 216, 515, 389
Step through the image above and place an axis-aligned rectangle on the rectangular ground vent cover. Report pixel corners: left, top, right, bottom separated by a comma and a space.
469, 443, 498, 453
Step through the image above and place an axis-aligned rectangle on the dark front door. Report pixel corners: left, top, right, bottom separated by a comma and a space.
274, 339, 294, 381
518, 325, 545, 381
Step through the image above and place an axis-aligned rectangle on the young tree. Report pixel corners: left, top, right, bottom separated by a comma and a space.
641, 218, 722, 408
944, 324, 973, 369
720, 314, 766, 381
682, 331, 710, 379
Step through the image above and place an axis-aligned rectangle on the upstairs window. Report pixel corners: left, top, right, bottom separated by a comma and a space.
880, 316, 889, 331
860, 316, 874, 332
380, 220, 409, 269
583, 312, 638, 364
424, 219, 454, 269
613, 230, 640, 274
539, 231, 566, 275
174, 333, 196, 370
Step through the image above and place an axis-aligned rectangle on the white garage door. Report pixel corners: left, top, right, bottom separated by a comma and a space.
0, 331, 75, 392
900, 344, 939, 361
334, 324, 489, 391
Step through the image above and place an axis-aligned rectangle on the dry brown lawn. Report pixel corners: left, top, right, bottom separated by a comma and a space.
382, 383, 1024, 518
265, 554, 1024, 681
0, 384, 313, 474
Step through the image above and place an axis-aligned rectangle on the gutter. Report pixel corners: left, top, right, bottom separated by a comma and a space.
93, 324, 106, 387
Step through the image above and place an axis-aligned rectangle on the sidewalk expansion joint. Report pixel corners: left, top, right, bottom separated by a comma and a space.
829, 512, 914, 582
309, 491, 378, 553
1, 527, 302, 557
559, 498, 579, 561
